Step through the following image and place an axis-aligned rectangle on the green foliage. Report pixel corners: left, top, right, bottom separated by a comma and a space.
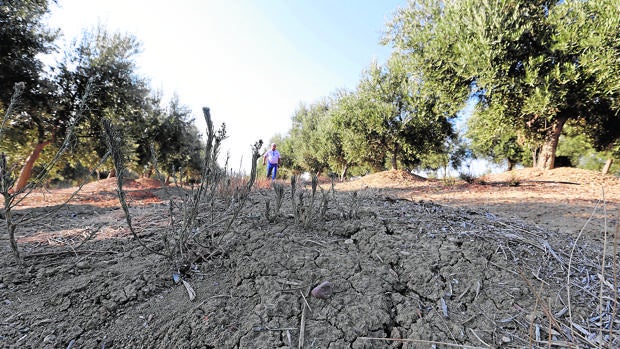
385, 0, 620, 170
6, 0, 619, 189
1, 79, 101, 263
1, 21, 155, 186
314, 92, 353, 180
0, 0, 58, 108
330, 89, 387, 172
53, 26, 152, 171
579, 153, 610, 173
418, 130, 472, 177
2, 8, 205, 186
360, 56, 457, 170
324, 56, 457, 176
556, 126, 593, 168
554, 122, 620, 175
287, 100, 331, 173
147, 94, 205, 179
466, 103, 526, 170
382, 0, 472, 116
277, 90, 383, 180
278, 53, 458, 179
1, 0, 62, 188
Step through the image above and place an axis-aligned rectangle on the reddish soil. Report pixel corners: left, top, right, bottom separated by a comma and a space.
1, 168, 619, 348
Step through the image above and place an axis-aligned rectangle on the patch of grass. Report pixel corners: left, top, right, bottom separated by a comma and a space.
508, 175, 521, 187
442, 177, 457, 186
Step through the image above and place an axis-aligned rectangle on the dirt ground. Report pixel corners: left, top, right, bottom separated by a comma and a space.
1, 167, 619, 348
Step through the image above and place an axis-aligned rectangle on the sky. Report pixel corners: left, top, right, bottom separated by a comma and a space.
45, 0, 408, 172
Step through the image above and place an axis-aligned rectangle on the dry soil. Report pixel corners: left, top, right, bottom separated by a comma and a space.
1, 168, 619, 348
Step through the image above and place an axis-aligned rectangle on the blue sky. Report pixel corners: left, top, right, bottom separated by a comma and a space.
46, 0, 408, 171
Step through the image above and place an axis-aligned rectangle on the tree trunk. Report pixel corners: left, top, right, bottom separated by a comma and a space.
391, 144, 399, 170
339, 163, 349, 182
144, 165, 154, 178
602, 157, 613, 175
507, 159, 515, 171
536, 117, 568, 170
13, 141, 51, 192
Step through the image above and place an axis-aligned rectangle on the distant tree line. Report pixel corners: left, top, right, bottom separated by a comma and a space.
273, 0, 620, 178
2, 0, 619, 188
1, 0, 207, 189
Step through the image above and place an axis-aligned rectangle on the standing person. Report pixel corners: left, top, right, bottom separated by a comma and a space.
263, 143, 281, 180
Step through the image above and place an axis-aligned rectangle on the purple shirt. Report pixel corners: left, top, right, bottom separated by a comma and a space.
264, 150, 281, 165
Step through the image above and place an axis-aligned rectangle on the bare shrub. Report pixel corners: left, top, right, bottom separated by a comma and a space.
508, 174, 521, 187
442, 176, 457, 186
104, 107, 261, 276
291, 174, 331, 230
459, 171, 477, 184
264, 181, 285, 223
323, 175, 360, 220
341, 191, 360, 220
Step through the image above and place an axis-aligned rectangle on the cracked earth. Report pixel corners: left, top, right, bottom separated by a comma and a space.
1, 168, 619, 348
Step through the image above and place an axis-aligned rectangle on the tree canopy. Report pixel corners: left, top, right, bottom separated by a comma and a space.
1, 2, 206, 188
385, 0, 620, 170
4, 0, 620, 186
0, 0, 58, 108
275, 55, 458, 178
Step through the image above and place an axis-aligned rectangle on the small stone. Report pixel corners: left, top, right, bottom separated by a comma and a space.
311, 281, 333, 299
344, 239, 354, 244
43, 334, 57, 343
501, 336, 511, 343
76, 261, 89, 269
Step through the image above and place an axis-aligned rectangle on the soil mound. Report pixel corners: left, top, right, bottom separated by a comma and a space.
16, 177, 164, 209
80, 177, 164, 192
338, 169, 429, 190
481, 167, 620, 186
